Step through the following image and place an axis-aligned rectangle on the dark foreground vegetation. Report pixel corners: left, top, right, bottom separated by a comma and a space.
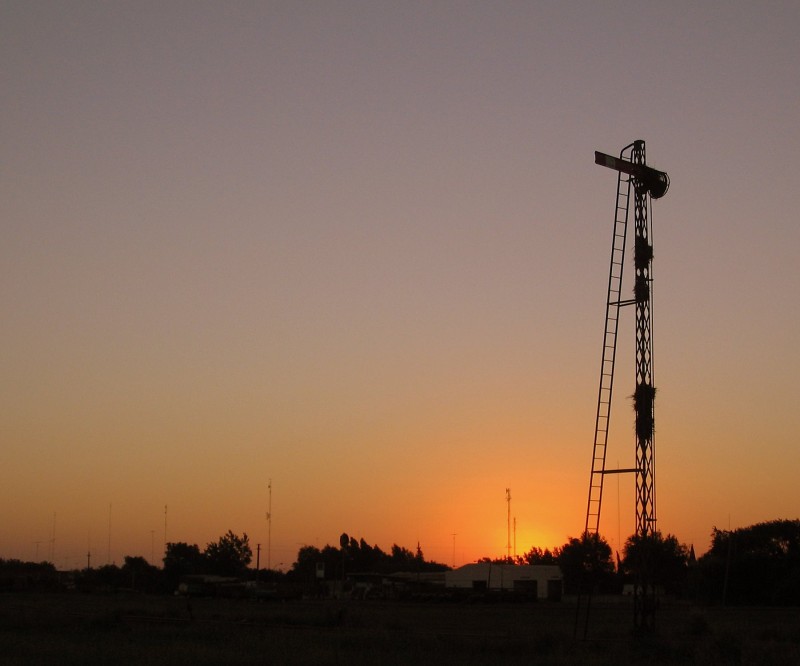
3, 519, 800, 663
9, 519, 800, 605
2, 591, 800, 665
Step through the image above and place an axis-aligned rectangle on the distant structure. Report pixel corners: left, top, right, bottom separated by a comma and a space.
267, 479, 272, 571
505, 488, 511, 561
49, 513, 56, 563
579, 141, 669, 635
107, 503, 113, 565
513, 516, 517, 559
446, 563, 562, 600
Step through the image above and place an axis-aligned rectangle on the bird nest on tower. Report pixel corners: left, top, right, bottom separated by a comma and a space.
632, 383, 656, 442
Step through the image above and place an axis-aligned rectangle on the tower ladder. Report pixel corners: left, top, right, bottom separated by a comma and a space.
584, 142, 635, 537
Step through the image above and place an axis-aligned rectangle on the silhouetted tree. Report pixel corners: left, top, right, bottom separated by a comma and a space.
121, 555, 162, 592
0, 559, 58, 591
288, 537, 448, 588
163, 542, 204, 589
697, 520, 800, 605
346, 538, 386, 572
288, 545, 324, 588
291, 545, 320, 576
555, 533, 615, 594
521, 546, 557, 566
478, 556, 516, 564
79, 563, 125, 590
204, 531, 252, 577
390, 544, 416, 569
622, 532, 689, 596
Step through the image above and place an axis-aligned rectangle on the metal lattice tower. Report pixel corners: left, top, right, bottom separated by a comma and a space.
577, 140, 669, 636
631, 140, 656, 540
631, 140, 658, 632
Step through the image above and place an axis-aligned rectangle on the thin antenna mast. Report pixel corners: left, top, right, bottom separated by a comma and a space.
506, 488, 511, 562
267, 479, 272, 571
50, 513, 56, 563
107, 503, 112, 565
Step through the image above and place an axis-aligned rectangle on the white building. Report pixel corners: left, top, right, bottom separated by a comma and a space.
445, 563, 562, 600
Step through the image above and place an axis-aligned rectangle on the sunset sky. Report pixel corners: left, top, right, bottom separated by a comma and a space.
3, 1, 799, 570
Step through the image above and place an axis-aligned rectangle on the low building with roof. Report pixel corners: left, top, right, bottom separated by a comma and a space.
445, 563, 562, 600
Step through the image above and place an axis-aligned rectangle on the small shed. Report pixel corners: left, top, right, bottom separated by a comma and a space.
445, 563, 562, 600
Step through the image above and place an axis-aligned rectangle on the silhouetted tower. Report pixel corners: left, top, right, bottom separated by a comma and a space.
267, 479, 272, 571
579, 140, 669, 635
505, 488, 511, 561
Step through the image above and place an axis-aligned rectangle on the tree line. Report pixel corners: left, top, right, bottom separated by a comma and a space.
691, 519, 800, 605
522, 519, 800, 605
291, 534, 449, 585
85, 530, 255, 593
4, 519, 799, 605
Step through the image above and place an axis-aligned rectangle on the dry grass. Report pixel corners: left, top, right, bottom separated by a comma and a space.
2, 592, 799, 665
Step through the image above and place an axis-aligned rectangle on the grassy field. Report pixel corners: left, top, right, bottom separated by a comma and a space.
2, 592, 799, 665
